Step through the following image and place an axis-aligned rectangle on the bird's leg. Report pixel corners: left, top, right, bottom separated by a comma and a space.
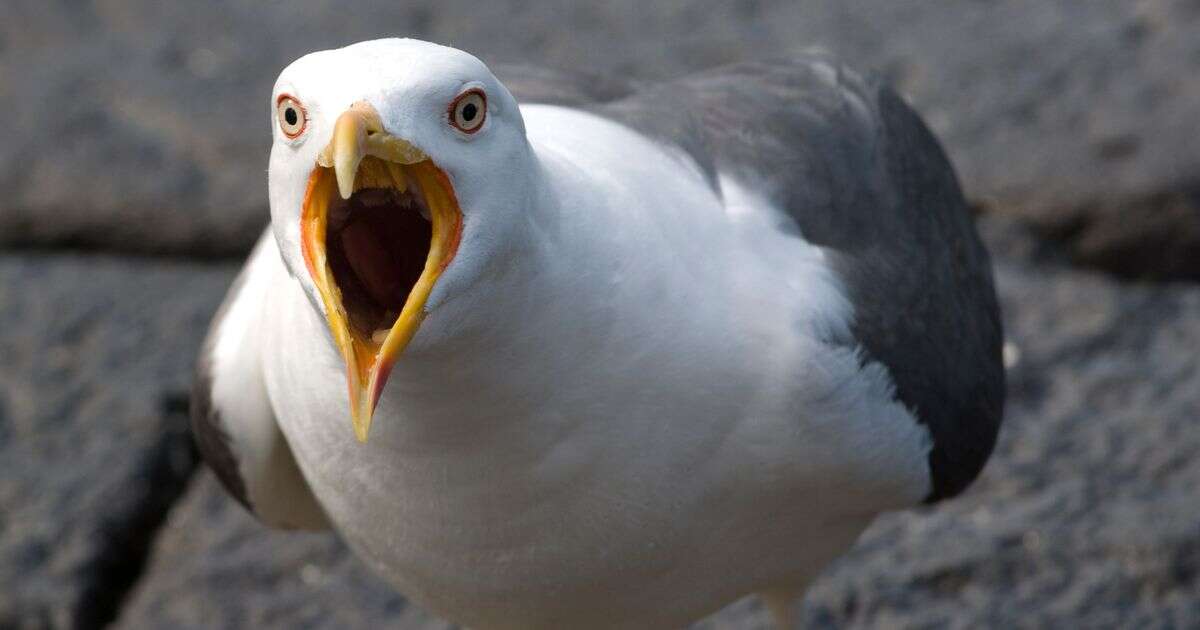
760, 590, 799, 630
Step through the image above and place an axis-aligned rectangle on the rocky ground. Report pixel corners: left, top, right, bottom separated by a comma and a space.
2, 1, 1198, 628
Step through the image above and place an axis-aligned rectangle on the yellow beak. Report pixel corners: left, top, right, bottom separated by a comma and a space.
300, 101, 462, 442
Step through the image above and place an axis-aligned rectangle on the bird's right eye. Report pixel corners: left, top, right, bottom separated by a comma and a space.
448, 89, 487, 134
276, 95, 307, 139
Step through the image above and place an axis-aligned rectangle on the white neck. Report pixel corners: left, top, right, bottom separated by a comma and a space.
368, 105, 743, 451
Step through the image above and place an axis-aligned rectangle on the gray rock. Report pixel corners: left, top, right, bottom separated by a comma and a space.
3, 1, 1199, 276
4, 2, 1199, 624
104, 219, 1200, 627
0, 254, 234, 627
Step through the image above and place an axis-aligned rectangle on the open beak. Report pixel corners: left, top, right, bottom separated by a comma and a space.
300, 101, 462, 442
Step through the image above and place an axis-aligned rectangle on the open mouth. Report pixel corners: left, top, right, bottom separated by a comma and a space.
325, 158, 432, 346
300, 105, 462, 442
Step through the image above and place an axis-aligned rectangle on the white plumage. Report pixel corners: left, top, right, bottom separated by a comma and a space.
193, 38, 1004, 629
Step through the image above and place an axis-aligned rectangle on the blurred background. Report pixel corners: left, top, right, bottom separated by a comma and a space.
2, 1, 1199, 628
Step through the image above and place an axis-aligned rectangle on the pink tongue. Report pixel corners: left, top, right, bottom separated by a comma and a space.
340, 220, 401, 310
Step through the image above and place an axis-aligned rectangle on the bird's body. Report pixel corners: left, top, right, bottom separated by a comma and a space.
193, 39, 1003, 629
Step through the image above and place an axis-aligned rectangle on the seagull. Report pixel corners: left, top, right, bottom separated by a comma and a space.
191, 38, 1004, 629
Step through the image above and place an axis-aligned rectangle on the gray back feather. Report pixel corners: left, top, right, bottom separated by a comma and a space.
502, 55, 1005, 502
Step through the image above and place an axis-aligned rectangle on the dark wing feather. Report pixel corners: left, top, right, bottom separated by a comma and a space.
190, 235, 328, 528
587, 54, 1005, 502
191, 273, 253, 510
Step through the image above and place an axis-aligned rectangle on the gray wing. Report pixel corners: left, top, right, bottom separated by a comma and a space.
591, 54, 1005, 502
191, 233, 329, 528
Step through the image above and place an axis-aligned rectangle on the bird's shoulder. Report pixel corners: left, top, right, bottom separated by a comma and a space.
572, 54, 1005, 502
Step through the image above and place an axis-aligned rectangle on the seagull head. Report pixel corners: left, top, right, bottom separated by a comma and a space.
266, 39, 531, 442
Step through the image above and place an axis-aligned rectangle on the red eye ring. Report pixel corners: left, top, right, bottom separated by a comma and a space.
448, 89, 487, 134
276, 93, 307, 139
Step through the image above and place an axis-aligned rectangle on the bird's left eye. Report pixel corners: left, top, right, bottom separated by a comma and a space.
449, 89, 486, 134
276, 95, 307, 139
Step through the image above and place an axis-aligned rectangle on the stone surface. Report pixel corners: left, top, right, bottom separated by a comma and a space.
3, 1, 1199, 276
105, 219, 1200, 628
4, 2, 1200, 627
0, 254, 234, 628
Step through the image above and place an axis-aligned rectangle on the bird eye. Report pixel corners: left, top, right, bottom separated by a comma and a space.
449, 89, 486, 134
276, 94, 307, 139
